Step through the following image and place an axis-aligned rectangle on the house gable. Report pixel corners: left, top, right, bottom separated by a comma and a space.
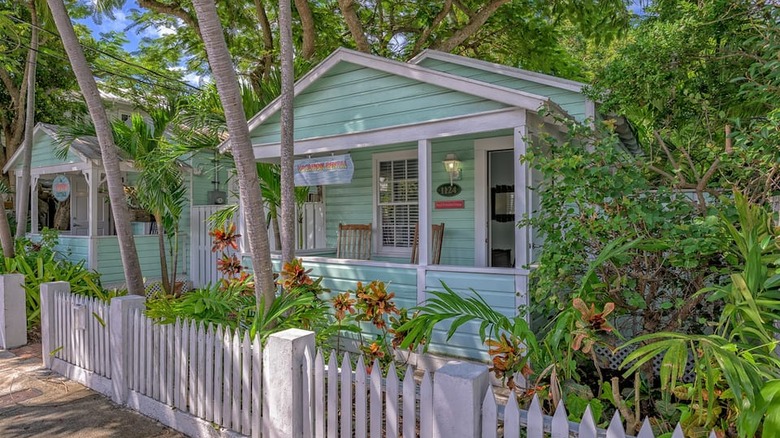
4, 124, 85, 173
411, 50, 593, 122
235, 48, 554, 153
249, 62, 513, 145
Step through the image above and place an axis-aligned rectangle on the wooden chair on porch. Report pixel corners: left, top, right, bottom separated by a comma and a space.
411, 223, 445, 264
336, 223, 372, 260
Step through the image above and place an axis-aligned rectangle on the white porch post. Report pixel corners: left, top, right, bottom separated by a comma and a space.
30, 175, 39, 234
513, 116, 529, 270
513, 114, 530, 313
417, 139, 432, 304
84, 167, 99, 270
14, 175, 22, 215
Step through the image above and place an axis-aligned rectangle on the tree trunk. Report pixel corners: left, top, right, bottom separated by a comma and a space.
191, 0, 276, 310
338, 0, 371, 52
293, 0, 316, 59
46, 0, 145, 296
17, 0, 39, 239
0, 201, 14, 257
154, 212, 171, 294
279, 0, 295, 266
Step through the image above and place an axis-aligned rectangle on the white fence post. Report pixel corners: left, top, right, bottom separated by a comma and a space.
0, 274, 26, 350
432, 361, 489, 438
109, 295, 145, 404
263, 328, 315, 438
40, 281, 69, 368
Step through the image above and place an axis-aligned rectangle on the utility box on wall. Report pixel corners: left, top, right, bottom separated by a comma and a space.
208, 190, 226, 205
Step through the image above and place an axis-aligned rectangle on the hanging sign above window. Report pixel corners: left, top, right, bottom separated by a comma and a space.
436, 183, 461, 197
294, 154, 354, 186
52, 175, 71, 202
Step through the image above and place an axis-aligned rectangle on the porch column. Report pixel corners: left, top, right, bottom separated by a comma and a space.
84, 167, 99, 237
513, 116, 529, 270
416, 139, 432, 304
30, 175, 39, 234
513, 114, 530, 314
84, 167, 99, 270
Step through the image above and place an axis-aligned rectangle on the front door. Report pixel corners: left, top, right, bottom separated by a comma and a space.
488, 150, 515, 267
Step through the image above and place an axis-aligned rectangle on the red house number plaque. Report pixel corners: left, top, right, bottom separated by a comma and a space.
435, 200, 465, 209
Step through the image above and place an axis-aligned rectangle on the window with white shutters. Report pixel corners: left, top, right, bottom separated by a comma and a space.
374, 151, 419, 255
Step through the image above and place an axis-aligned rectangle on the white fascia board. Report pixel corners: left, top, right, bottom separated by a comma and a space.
219, 48, 552, 153
30, 162, 91, 177
411, 50, 586, 93
251, 108, 527, 159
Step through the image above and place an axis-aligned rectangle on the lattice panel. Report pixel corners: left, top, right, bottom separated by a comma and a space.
594, 345, 696, 383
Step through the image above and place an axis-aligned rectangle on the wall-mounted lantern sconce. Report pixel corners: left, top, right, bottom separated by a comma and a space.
442, 153, 462, 186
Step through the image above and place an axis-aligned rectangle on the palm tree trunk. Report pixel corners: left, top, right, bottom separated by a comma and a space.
17, 0, 39, 239
0, 201, 14, 257
279, 0, 295, 266
46, 0, 145, 296
154, 213, 171, 294
191, 0, 276, 309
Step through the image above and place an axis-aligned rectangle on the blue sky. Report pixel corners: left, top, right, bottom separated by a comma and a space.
79, 0, 171, 53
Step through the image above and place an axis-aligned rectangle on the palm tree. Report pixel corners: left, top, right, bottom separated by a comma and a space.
279, 0, 295, 265
191, 0, 276, 309
45, 0, 145, 296
16, 0, 45, 239
112, 107, 187, 295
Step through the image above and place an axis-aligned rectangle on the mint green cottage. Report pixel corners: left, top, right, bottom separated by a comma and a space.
229, 48, 626, 359
5, 122, 228, 287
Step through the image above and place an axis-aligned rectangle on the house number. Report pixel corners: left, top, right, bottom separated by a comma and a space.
436, 183, 461, 197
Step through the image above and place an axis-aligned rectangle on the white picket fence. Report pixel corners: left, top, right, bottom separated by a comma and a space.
127, 311, 262, 436
38, 285, 715, 438
49, 291, 112, 379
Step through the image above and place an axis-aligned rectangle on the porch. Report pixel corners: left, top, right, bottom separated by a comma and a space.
226, 48, 589, 360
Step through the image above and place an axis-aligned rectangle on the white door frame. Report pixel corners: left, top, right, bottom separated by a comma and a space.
474, 136, 514, 267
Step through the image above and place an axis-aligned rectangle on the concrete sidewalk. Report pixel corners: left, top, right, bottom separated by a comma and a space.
0, 343, 184, 438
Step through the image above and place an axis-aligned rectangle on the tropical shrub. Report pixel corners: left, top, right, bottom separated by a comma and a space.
621, 192, 780, 437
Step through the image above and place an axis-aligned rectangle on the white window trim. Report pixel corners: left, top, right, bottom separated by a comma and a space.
372, 149, 419, 258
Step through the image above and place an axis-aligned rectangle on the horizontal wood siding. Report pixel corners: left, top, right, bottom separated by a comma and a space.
95, 236, 183, 284
306, 261, 418, 310
15, 132, 82, 171
250, 62, 509, 145
324, 139, 475, 266
418, 59, 588, 122
424, 270, 516, 360
54, 236, 90, 265
430, 139, 475, 266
